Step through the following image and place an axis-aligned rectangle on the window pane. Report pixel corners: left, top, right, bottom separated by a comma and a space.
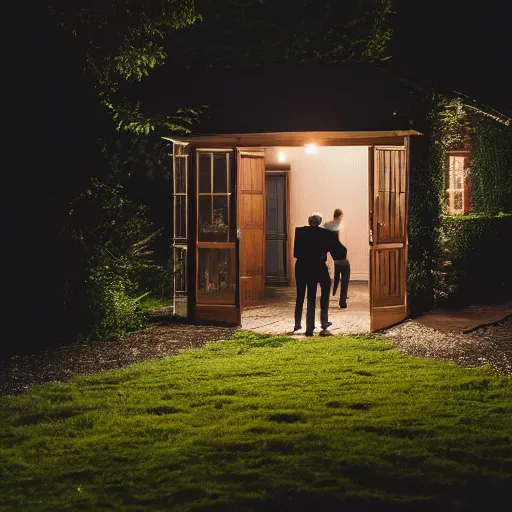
172, 245, 187, 317
453, 191, 463, 211
213, 153, 228, 193
175, 195, 187, 239
198, 196, 212, 241
198, 153, 211, 193
213, 195, 229, 242
173, 246, 187, 293
198, 248, 236, 303
173, 143, 189, 156
175, 156, 186, 193
449, 156, 465, 190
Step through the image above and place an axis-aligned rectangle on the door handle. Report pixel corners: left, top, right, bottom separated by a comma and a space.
237, 228, 242, 239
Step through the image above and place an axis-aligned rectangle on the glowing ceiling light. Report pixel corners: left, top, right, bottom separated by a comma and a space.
305, 143, 318, 154
278, 151, 288, 163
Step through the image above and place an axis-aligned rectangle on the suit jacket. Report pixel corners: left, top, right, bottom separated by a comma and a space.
294, 226, 347, 263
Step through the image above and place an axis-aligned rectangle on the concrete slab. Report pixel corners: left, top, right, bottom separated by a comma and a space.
413, 302, 512, 334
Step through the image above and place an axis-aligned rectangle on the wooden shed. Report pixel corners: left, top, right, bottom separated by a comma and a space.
168, 128, 421, 332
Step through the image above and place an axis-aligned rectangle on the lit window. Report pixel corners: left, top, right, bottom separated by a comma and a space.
446, 152, 471, 215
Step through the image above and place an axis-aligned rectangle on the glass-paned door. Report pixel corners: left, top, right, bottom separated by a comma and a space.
172, 142, 189, 317
195, 150, 238, 324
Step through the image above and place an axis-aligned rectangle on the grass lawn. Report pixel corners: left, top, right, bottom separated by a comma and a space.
1, 331, 511, 511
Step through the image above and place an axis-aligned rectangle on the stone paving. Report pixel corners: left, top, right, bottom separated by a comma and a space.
242, 282, 370, 336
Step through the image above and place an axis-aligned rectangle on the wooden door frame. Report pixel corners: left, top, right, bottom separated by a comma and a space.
265, 165, 291, 286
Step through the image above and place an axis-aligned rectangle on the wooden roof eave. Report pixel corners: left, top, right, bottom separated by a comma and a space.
163, 130, 422, 149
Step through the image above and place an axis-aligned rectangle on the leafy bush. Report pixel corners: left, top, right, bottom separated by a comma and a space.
69, 178, 170, 340
437, 214, 512, 307
87, 262, 146, 340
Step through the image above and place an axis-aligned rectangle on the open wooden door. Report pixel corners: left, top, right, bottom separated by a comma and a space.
369, 145, 409, 331
193, 149, 239, 324
237, 150, 266, 313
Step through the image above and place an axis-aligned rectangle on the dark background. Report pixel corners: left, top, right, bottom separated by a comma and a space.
8, 1, 510, 349
390, 0, 511, 115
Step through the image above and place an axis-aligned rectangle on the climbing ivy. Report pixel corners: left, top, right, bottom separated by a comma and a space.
468, 114, 512, 214
406, 95, 512, 313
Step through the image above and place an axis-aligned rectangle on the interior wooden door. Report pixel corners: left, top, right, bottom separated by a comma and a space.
369, 145, 409, 331
265, 173, 288, 285
237, 150, 266, 311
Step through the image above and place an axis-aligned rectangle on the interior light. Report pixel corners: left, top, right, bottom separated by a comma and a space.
305, 143, 318, 154
278, 151, 288, 163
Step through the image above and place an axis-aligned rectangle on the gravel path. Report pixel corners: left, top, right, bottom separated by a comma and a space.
1, 317, 510, 397
0, 323, 237, 397
382, 317, 512, 375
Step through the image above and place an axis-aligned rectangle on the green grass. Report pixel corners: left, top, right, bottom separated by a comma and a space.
1, 332, 511, 511
138, 296, 172, 312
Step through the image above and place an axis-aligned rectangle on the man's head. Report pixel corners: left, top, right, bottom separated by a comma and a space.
308, 212, 323, 227
333, 208, 343, 219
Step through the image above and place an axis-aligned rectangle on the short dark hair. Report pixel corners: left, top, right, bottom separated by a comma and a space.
333, 208, 343, 218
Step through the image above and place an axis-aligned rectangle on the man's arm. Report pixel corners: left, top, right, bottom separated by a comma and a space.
293, 227, 304, 259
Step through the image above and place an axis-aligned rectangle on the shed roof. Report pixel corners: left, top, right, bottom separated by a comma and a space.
166, 130, 421, 148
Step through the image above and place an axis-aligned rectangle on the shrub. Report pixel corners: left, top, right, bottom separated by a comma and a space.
437, 213, 512, 307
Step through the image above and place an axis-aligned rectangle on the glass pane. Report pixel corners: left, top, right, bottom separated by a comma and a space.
198, 153, 211, 193
198, 248, 236, 303
449, 156, 465, 190
213, 153, 228, 193
175, 156, 186, 193
173, 143, 189, 156
453, 191, 463, 211
173, 247, 187, 293
213, 195, 229, 242
175, 195, 186, 239
173, 246, 187, 317
198, 196, 212, 241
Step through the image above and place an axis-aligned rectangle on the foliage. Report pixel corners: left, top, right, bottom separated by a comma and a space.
1, 332, 511, 510
50, 0, 394, 135
406, 94, 447, 313
86, 263, 147, 340
437, 213, 512, 307
67, 178, 169, 340
173, 0, 394, 67
468, 114, 512, 214
49, 0, 201, 134
406, 95, 512, 313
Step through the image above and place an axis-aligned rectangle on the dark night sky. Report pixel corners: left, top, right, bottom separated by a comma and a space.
390, 1, 511, 114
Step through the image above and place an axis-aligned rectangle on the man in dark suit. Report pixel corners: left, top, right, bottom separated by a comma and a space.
293, 212, 347, 336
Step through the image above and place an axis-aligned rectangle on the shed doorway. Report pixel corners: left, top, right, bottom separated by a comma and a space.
243, 145, 371, 334
169, 130, 415, 332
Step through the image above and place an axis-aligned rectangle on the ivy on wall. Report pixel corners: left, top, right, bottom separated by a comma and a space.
468, 114, 512, 214
406, 94, 512, 313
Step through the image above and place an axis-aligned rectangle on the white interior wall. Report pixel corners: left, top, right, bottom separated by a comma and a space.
265, 146, 369, 281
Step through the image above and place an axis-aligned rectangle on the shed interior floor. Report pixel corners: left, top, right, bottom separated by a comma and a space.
241, 281, 370, 336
